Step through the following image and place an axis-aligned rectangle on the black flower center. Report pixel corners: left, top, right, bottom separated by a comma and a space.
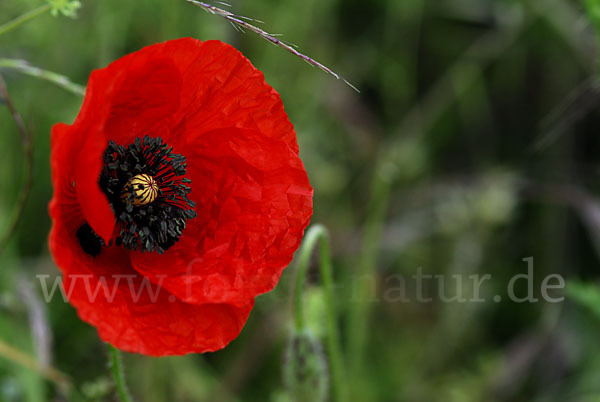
86, 135, 196, 254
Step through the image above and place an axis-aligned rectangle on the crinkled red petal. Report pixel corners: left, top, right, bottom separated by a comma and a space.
130, 127, 313, 304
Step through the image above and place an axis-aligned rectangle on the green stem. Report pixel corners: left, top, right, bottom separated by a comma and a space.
0, 4, 52, 37
293, 224, 347, 402
0, 58, 85, 96
108, 344, 134, 402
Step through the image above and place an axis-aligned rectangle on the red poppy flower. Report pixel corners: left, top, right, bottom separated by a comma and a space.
48, 38, 313, 356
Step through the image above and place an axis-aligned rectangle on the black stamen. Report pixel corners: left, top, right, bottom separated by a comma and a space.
98, 135, 196, 254
76, 223, 104, 257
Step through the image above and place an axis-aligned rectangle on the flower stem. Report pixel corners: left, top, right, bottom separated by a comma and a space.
293, 224, 347, 402
0, 4, 52, 37
0, 58, 85, 96
108, 344, 134, 402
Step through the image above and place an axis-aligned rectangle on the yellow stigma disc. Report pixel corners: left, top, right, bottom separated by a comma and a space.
122, 174, 159, 206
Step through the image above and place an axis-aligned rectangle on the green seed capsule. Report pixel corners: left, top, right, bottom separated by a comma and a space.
282, 330, 329, 402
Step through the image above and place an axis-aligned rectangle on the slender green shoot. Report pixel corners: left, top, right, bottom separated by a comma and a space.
0, 58, 85, 96
0, 4, 52, 37
293, 224, 347, 402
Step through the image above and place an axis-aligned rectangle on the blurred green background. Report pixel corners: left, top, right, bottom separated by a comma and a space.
3, 0, 600, 401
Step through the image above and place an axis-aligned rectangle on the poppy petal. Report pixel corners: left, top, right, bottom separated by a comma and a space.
130, 127, 313, 304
